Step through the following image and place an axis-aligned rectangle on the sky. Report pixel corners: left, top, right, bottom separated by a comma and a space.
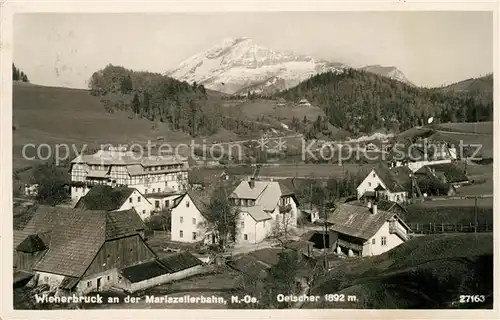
14, 11, 493, 89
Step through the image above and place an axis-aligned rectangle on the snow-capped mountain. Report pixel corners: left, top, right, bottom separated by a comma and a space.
360, 65, 413, 86
166, 37, 347, 95
167, 38, 411, 94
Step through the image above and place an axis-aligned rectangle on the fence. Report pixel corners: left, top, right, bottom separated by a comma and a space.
409, 222, 493, 234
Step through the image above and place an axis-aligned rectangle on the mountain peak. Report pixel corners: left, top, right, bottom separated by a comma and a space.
166, 38, 411, 94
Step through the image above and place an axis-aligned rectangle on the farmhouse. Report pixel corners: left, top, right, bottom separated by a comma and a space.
356, 166, 412, 204
300, 203, 320, 223
170, 191, 210, 244
69, 146, 189, 203
388, 139, 453, 172
326, 201, 412, 257
415, 163, 469, 187
229, 178, 299, 244
14, 205, 160, 294
74, 185, 153, 220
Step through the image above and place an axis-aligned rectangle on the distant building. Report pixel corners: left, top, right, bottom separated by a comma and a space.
326, 202, 412, 257
74, 185, 154, 221
357, 166, 412, 204
414, 163, 469, 188
299, 203, 320, 223
388, 140, 453, 172
24, 184, 38, 197
298, 99, 311, 107
146, 188, 184, 212
69, 147, 189, 203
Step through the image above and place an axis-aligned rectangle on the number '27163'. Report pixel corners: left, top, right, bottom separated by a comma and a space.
459, 295, 485, 303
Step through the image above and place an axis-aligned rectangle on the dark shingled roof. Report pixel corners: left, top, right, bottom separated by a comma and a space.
415, 163, 469, 184
349, 199, 408, 214
21, 205, 146, 277
59, 276, 80, 290
120, 260, 170, 283
16, 234, 47, 253
158, 252, 203, 273
374, 166, 412, 193
327, 203, 409, 240
75, 185, 136, 211
227, 255, 269, 279
105, 209, 146, 240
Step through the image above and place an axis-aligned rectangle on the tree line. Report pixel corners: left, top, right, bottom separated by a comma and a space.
277, 69, 493, 134
88, 64, 220, 137
13, 63, 29, 82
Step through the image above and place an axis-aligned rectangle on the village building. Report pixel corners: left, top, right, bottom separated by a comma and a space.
13, 205, 205, 294
69, 146, 189, 203
170, 191, 211, 244
387, 139, 454, 172
326, 201, 412, 257
23, 184, 38, 197
229, 178, 299, 244
74, 185, 154, 220
356, 166, 412, 204
146, 188, 184, 212
298, 99, 311, 107
299, 203, 320, 223
415, 163, 469, 188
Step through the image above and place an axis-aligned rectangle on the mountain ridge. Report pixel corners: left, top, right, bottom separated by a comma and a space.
166, 37, 411, 94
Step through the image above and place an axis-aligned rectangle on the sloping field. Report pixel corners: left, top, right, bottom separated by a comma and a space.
306, 233, 493, 309
13, 83, 192, 168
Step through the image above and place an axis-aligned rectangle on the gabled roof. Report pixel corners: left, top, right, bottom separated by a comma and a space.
75, 186, 138, 211
327, 203, 410, 240
16, 234, 47, 253
240, 206, 272, 222
21, 205, 146, 278
172, 191, 210, 217
415, 163, 468, 183
231, 179, 296, 211
373, 166, 412, 193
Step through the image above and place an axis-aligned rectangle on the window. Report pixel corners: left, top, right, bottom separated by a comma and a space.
107, 276, 110, 281
368, 182, 372, 187
192, 218, 196, 225
186, 200, 190, 208
192, 232, 197, 240
138, 197, 141, 202
165, 200, 169, 207
180, 230, 183, 238
372, 238, 376, 245
129, 197, 132, 203
373, 173, 376, 178
142, 210, 146, 214
87, 281, 92, 287
180, 216, 183, 223
155, 200, 160, 208
381, 236, 387, 246
145, 189, 148, 194
244, 234, 248, 241
241, 220, 244, 228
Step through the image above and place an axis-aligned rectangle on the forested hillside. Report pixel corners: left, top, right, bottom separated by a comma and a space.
278, 69, 493, 134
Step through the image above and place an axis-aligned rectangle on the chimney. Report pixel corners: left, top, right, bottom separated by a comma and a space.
372, 203, 378, 215
249, 177, 255, 189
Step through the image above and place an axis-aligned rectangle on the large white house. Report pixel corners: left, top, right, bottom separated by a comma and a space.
327, 202, 412, 257
70, 147, 189, 203
229, 178, 298, 244
357, 166, 412, 204
170, 192, 209, 243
